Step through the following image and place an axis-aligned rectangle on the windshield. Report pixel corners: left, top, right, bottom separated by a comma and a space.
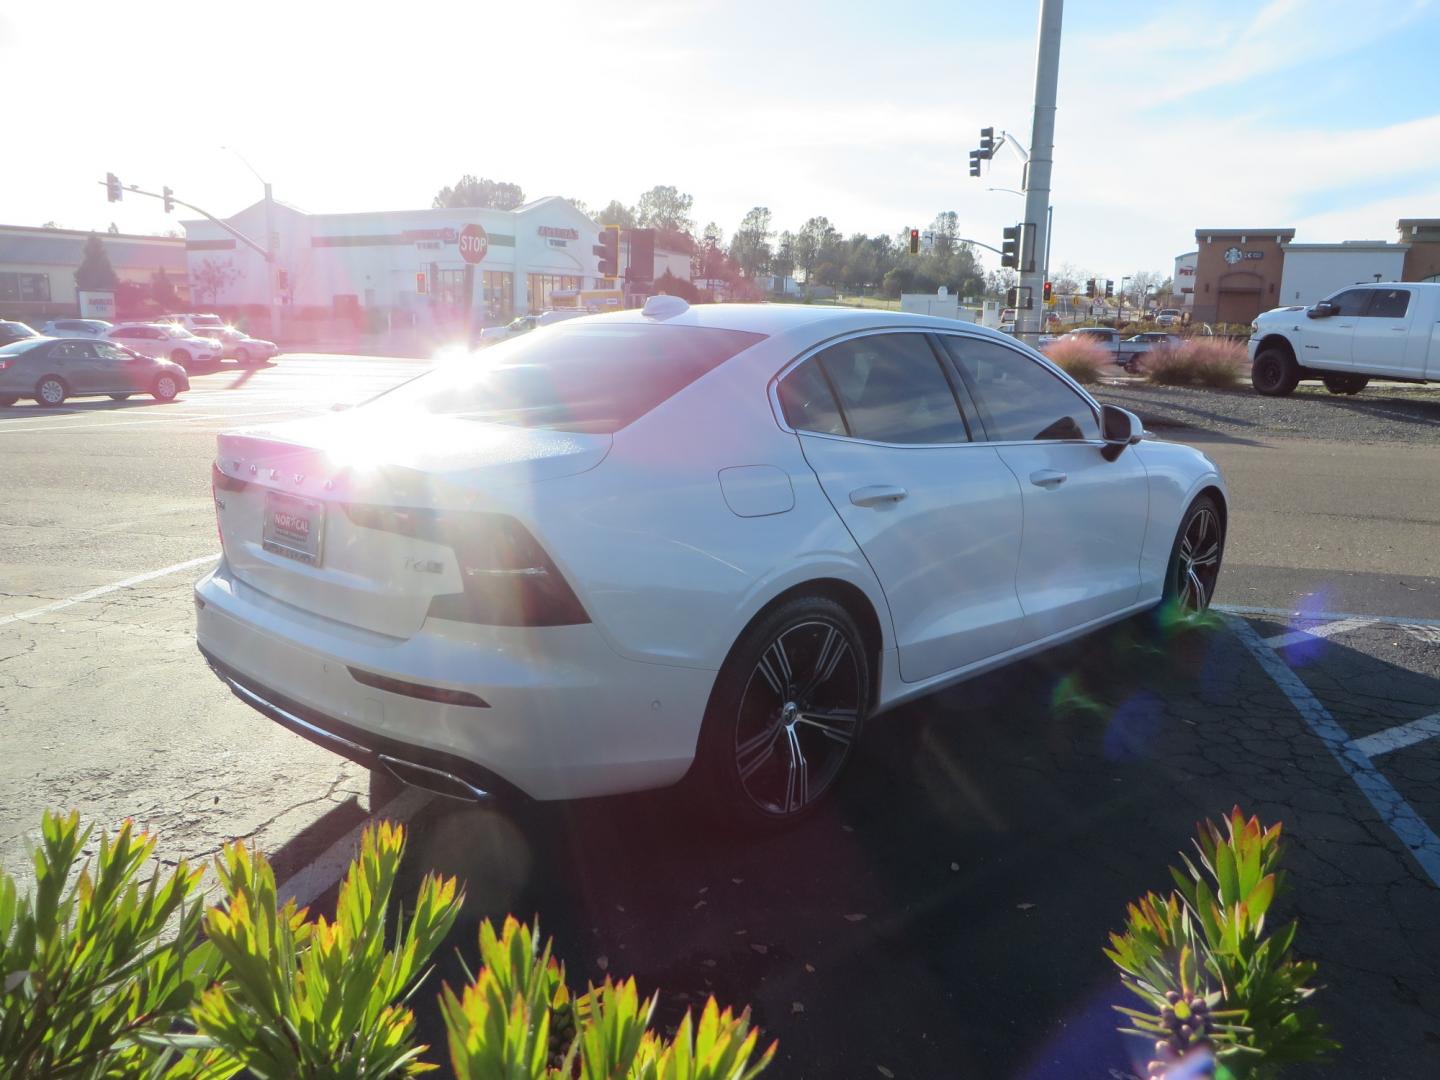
368, 323, 764, 433
188, 316, 224, 327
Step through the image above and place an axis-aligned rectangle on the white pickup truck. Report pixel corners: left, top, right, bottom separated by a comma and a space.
1248, 281, 1440, 396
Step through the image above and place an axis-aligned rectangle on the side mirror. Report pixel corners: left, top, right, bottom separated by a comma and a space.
1307, 301, 1337, 319
1100, 404, 1143, 461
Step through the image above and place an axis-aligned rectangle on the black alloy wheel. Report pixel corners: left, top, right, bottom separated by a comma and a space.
698, 597, 870, 827
1322, 373, 1369, 396
1251, 347, 1299, 397
1168, 498, 1224, 613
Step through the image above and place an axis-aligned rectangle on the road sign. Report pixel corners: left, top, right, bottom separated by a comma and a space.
458, 224, 489, 264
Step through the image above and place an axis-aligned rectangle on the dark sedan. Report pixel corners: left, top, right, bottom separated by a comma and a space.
0, 321, 39, 347
0, 337, 189, 407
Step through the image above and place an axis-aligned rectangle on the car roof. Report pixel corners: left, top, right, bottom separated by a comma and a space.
577, 302, 1025, 346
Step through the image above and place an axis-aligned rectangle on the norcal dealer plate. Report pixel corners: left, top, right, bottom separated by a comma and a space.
262, 491, 325, 566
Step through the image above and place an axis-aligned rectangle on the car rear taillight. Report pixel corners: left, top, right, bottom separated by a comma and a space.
211, 462, 248, 549
343, 504, 589, 627
0, 360, 10, 371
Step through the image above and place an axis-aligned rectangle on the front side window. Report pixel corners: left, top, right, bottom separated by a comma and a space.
776, 358, 845, 436
94, 342, 132, 363
51, 341, 89, 361
1327, 289, 1371, 317
1366, 288, 1410, 318
941, 336, 1100, 442
812, 333, 970, 444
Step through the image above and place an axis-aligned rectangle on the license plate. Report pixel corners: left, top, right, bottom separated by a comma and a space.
262, 491, 325, 566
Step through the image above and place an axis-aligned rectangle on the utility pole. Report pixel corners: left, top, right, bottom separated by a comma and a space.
1018, 0, 1063, 340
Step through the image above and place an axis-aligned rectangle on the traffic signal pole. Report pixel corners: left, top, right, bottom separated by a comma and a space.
1017, 0, 1063, 341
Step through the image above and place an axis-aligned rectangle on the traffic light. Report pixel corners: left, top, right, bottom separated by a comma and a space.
968, 149, 982, 177
1043, 281, 1052, 303
1006, 286, 1020, 307
163, 186, 175, 213
1001, 225, 1022, 269
909, 228, 920, 255
1105, 279, 1115, 298
106, 172, 122, 202
277, 270, 289, 290
1085, 278, 1096, 298
979, 127, 995, 158
593, 225, 620, 278
416, 272, 427, 294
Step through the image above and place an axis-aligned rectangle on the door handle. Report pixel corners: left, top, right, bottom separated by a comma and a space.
1029, 469, 1067, 488
849, 484, 908, 507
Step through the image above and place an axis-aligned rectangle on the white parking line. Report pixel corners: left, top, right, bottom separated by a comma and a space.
0, 408, 308, 435
276, 786, 433, 908
1217, 604, 1440, 630
1263, 616, 1377, 649
1229, 616, 1440, 889
0, 554, 219, 627
1348, 714, 1440, 759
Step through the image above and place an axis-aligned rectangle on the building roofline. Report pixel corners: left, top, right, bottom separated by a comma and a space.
1396, 218, 1440, 227
0, 222, 184, 244
1282, 241, 1409, 252
1195, 228, 1296, 237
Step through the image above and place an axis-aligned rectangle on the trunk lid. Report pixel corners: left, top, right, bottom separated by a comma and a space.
213, 411, 609, 637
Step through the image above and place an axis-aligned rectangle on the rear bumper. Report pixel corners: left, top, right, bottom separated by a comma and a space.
194, 562, 715, 800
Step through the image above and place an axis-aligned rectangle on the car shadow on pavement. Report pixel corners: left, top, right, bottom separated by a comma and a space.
376, 617, 1440, 1079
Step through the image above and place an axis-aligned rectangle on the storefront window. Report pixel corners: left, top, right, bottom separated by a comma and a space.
0, 272, 50, 302
483, 271, 513, 321
525, 274, 581, 313
434, 268, 470, 308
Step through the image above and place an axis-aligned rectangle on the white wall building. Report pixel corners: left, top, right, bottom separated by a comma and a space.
183, 197, 646, 324
1173, 250, 1198, 308
1277, 241, 1410, 307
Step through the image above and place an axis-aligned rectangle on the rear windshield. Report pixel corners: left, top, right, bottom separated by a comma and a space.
369, 322, 765, 433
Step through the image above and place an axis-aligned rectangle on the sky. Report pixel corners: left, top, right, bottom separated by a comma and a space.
2, 0, 1437, 280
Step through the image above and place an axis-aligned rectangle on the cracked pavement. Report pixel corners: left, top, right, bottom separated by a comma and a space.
1, 355, 1437, 1077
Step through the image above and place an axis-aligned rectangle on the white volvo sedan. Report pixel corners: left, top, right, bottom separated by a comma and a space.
195, 299, 1227, 826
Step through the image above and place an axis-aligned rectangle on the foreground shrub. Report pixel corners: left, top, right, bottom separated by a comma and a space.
1042, 335, 1111, 383
1140, 339, 1247, 388
442, 915, 775, 1080
1106, 807, 1336, 1079
0, 810, 220, 1078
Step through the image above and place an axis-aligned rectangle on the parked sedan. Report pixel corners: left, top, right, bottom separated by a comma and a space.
0, 321, 38, 346
108, 322, 222, 367
39, 318, 113, 338
196, 300, 1226, 826
0, 337, 189, 406
159, 314, 279, 365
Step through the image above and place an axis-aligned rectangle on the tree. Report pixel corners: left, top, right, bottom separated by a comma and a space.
151, 268, 178, 309
771, 231, 796, 281
694, 222, 727, 279
634, 185, 695, 236
729, 206, 773, 279
431, 175, 525, 210
74, 234, 118, 291
561, 196, 590, 216
595, 200, 636, 229
794, 216, 838, 285
107, 223, 120, 235
192, 258, 241, 304
986, 267, 1018, 299
929, 211, 960, 259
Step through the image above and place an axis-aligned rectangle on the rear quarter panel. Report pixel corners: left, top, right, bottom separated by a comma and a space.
1131, 438, 1227, 602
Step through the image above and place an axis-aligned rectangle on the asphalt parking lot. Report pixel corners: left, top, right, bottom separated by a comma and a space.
2, 358, 1437, 1077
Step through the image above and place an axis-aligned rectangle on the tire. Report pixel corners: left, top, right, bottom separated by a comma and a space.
109, 394, 131, 401
0, 395, 17, 407
692, 595, 871, 829
1163, 495, 1225, 615
1251, 347, 1299, 396
170, 349, 191, 367
35, 375, 67, 407
1322, 373, 1369, 396
152, 374, 179, 402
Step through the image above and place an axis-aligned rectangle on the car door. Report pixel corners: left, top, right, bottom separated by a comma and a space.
93, 341, 148, 392
1299, 288, 1368, 369
48, 340, 102, 392
938, 334, 1151, 642
776, 330, 1026, 683
1352, 287, 1416, 375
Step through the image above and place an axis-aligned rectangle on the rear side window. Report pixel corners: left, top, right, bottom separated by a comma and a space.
777, 358, 845, 435
941, 336, 1100, 442
1366, 289, 1409, 318
813, 333, 970, 444
374, 323, 765, 433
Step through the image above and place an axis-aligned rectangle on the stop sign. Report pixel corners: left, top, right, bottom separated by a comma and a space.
458, 224, 488, 264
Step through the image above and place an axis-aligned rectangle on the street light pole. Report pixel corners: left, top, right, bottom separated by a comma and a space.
221, 146, 279, 337
1018, 0, 1063, 341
